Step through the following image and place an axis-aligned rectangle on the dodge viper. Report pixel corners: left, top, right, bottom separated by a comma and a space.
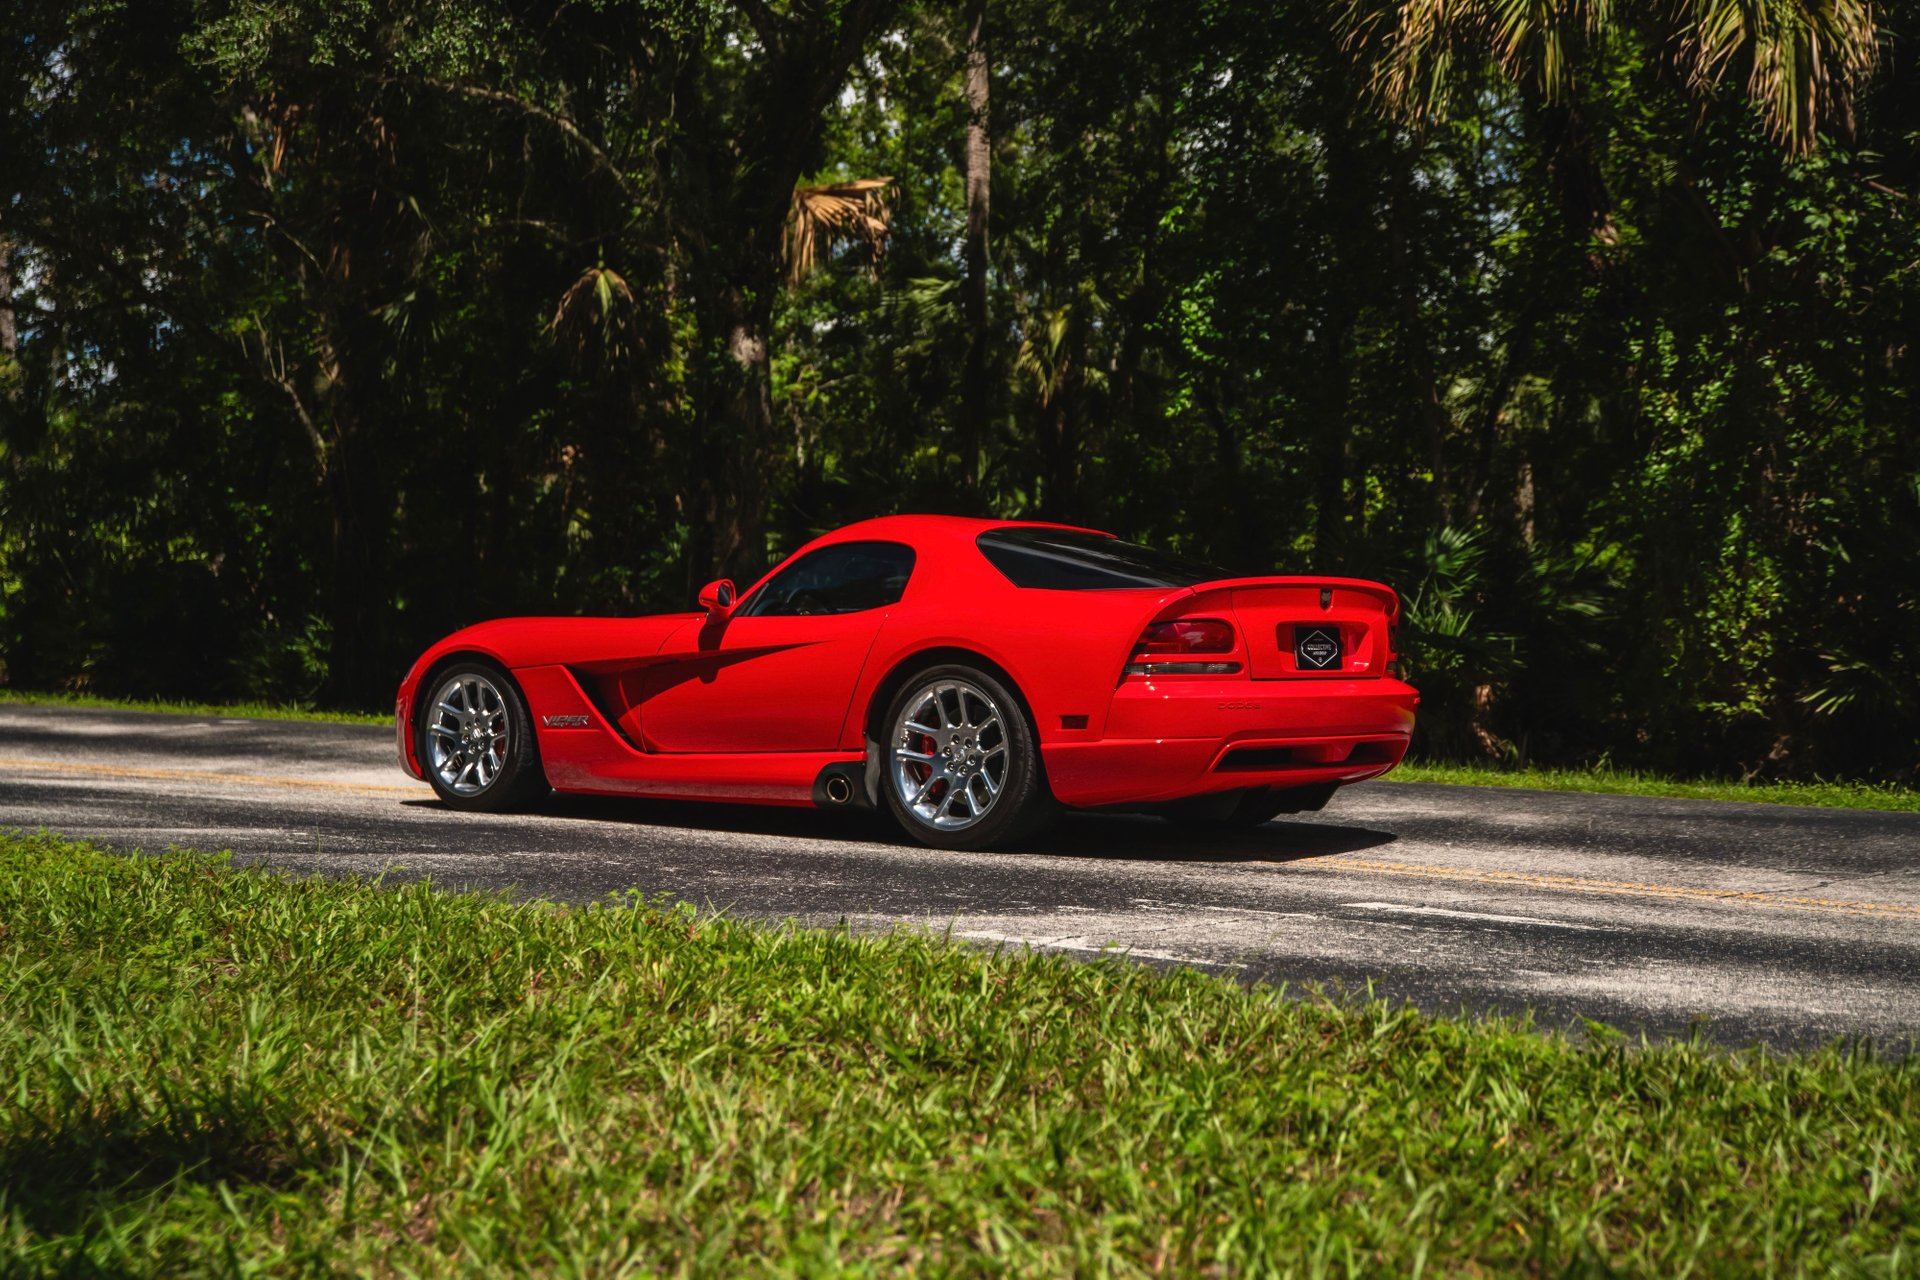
395, 516, 1418, 849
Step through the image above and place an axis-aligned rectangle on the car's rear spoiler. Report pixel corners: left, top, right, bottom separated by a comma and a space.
1143, 576, 1401, 623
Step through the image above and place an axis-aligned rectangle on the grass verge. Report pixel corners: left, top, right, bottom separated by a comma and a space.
3, 831, 1916, 1274
0, 687, 387, 726
1390, 760, 1920, 813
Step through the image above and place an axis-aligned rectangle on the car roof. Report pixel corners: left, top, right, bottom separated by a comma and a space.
817, 514, 1113, 542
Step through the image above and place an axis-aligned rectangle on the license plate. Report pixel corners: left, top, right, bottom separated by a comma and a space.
1291, 624, 1343, 670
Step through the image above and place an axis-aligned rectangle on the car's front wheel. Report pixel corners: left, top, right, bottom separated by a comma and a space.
417, 661, 549, 811
882, 665, 1049, 850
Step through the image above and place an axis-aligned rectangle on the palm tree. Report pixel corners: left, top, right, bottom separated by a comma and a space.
1343, 0, 1878, 151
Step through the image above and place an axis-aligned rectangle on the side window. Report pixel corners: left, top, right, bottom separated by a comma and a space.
738, 541, 917, 617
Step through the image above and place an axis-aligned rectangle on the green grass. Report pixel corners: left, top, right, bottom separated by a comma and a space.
1390, 760, 1920, 813
0, 687, 387, 726
2, 832, 1916, 1275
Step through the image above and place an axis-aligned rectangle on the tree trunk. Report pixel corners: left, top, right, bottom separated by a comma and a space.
1040, 394, 1075, 522
1533, 101, 1620, 250
1311, 100, 1371, 559
1462, 299, 1538, 523
312, 316, 387, 709
1387, 162, 1451, 525
960, 0, 991, 499
707, 276, 777, 574
0, 235, 16, 360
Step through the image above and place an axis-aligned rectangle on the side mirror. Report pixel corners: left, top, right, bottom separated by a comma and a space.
698, 578, 736, 616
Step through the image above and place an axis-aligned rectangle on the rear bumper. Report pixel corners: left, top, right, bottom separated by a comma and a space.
1042, 676, 1417, 808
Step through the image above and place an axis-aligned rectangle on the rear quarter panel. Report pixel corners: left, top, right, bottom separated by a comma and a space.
840, 531, 1180, 749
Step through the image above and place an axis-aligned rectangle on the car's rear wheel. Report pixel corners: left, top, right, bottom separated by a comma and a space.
882, 665, 1049, 850
417, 661, 549, 812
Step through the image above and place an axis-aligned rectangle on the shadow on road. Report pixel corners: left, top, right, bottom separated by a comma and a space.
1012, 813, 1397, 862
400, 794, 1397, 863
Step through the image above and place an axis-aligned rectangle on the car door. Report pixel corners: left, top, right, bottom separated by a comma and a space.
639, 540, 917, 753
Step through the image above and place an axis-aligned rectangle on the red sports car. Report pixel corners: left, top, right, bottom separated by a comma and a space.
395, 516, 1418, 849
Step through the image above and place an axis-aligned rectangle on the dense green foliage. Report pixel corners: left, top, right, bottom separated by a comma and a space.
2, 0, 1916, 784
2, 831, 1915, 1272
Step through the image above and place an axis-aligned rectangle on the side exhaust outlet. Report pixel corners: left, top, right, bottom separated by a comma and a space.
812, 762, 871, 810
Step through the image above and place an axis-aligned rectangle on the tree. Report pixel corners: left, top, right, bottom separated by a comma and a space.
667, 0, 903, 580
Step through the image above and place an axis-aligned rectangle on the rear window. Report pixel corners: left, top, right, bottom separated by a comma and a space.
976, 528, 1231, 590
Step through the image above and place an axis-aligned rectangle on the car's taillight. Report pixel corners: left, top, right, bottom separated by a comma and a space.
1135, 619, 1235, 653
1125, 618, 1241, 676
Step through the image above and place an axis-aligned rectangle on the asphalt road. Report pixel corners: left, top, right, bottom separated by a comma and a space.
4, 702, 1918, 1051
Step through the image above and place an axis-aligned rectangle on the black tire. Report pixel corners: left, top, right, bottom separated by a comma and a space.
1160, 784, 1336, 831
416, 660, 549, 812
878, 663, 1051, 851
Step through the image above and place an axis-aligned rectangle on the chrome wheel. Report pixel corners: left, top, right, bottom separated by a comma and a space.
426, 671, 510, 797
891, 678, 1009, 831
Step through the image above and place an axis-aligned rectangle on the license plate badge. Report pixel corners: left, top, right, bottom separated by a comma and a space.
1291, 624, 1343, 670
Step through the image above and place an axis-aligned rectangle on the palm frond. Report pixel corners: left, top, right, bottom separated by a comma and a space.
1342, 0, 1876, 150
785, 178, 895, 286
549, 264, 640, 364
1673, 0, 1878, 149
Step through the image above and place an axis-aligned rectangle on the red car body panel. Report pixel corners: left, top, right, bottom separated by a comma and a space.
396, 515, 1418, 811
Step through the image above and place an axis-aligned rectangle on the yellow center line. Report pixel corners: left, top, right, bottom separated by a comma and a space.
0, 756, 429, 797
6, 755, 1915, 920
1303, 856, 1920, 919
